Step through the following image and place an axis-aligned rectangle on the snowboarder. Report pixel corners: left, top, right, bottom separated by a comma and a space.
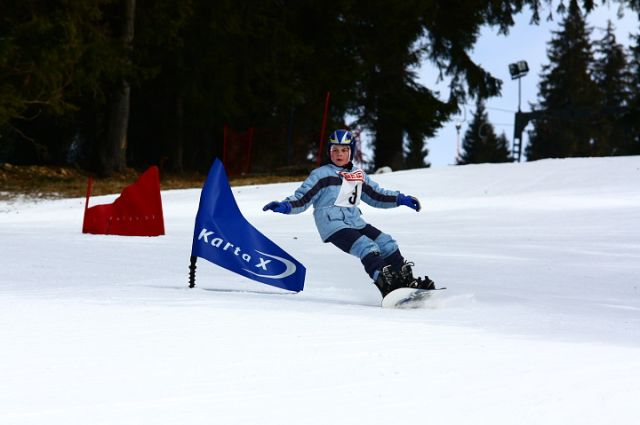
262, 129, 436, 298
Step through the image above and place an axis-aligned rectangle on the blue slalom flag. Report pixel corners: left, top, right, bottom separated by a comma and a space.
191, 159, 305, 292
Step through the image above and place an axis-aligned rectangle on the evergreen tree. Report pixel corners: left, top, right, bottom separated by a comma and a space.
592, 20, 632, 155
457, 99, 512, 164
405, 129, 431, 169
526, 0, 600, 160
626, 32, 640, 154
349, 0, 515, 171
131, 0, 360, 173
0, 0, 132, 166
347, 0, 452, 171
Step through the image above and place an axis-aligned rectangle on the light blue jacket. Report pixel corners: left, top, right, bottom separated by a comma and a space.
283, 163, 400, 241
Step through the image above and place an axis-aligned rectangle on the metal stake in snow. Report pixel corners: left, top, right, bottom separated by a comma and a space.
188, 256, 197, 288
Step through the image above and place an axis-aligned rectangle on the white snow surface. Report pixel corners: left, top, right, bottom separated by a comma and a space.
1, 156, 640, 425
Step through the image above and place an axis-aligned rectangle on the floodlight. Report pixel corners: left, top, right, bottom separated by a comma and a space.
508, 61, 529, 80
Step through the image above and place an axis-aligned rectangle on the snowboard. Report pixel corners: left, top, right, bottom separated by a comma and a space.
381, 287, 446, 309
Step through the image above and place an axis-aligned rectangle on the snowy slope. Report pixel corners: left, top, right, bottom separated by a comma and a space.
1, 156, 639, 425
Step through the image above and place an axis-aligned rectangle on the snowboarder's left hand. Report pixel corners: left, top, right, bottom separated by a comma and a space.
397, 194, 421, 212
262, 201, 291, 214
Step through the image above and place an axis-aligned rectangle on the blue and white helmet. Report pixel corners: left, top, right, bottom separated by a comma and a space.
328, 129, 356, 161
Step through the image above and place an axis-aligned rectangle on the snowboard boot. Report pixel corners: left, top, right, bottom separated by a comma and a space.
399, 261, 436, 290
374, 265, 402, 297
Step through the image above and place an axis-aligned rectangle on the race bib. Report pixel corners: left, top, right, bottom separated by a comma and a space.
334, 169, 365, 207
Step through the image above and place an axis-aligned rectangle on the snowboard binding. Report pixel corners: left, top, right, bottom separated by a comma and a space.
374, 262, 437, 297
400, 261, 436, 290
374, 265, 401, 297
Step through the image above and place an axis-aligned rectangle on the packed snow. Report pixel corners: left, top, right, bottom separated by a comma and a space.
1, 156, 639, 425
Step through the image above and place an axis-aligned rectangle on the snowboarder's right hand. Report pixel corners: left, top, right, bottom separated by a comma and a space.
262, 201, 291, 214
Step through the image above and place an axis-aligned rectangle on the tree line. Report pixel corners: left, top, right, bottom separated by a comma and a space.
459, 0, 640, 165
528, 0, 640, 159
2, 0, 639, 176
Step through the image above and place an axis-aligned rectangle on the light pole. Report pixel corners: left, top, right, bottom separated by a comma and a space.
455, 121, 462, 161
453, 105, 466, 163
509, 60, 529, 111
508, 60, 529, 161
